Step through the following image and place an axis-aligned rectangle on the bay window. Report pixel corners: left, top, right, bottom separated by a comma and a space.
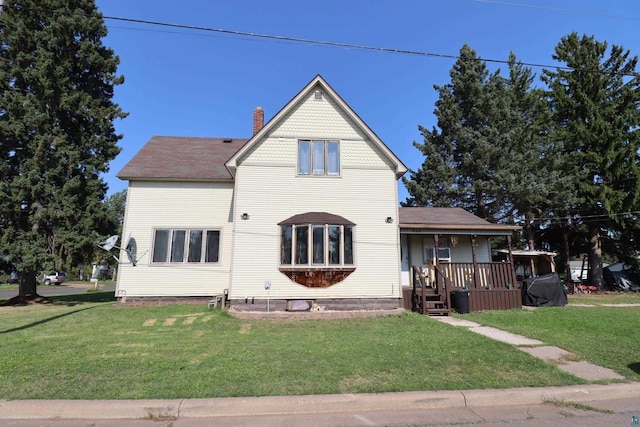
280, 223, 355, 268
279, 212, 356, 287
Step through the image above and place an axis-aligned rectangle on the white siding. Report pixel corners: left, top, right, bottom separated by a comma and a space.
230, 91, 401, 300
116, 181, 234, 297
242, 91, 394, 171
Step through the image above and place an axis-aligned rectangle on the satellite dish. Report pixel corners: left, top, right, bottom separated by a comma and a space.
95, 234, 146, 267
97, 235, 118, 251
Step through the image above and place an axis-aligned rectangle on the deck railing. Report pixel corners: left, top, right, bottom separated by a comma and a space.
439, 262, 517, 290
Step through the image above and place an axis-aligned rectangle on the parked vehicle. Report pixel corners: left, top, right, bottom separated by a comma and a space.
42, 271, 67, 286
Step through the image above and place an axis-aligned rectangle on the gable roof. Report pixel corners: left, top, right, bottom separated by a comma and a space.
225, 74, 408, 178
117, 136, 249, 182
399, 207, 521, 235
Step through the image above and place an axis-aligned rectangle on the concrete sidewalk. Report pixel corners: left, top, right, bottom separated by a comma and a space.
1, 383, 639, 420
434, 316, 627, 381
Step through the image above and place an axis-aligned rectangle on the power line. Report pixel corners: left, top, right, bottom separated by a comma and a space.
3, 4, 639, 77
101, 15, 640, 78
473, 0, 640, 21
524, 210, 640, 224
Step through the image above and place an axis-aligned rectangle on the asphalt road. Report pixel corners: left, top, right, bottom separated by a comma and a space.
0, 283, 115, 300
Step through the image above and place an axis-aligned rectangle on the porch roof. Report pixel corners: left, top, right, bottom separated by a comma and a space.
399, 207, 521, 236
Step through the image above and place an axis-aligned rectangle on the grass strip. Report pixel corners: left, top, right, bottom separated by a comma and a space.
543, 398, 614, 414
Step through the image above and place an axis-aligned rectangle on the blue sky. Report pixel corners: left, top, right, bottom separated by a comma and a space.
95, 0, 640, 202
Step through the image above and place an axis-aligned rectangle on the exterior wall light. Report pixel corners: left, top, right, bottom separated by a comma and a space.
241, 213, 250, 220
385, 217, 393, 224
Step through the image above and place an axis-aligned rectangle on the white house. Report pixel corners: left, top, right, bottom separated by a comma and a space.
115, 75, 522, 312
116, 75, 409, 310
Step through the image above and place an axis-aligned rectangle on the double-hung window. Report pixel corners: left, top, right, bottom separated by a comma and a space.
152, 228, 220, 263
298, 140, 340, 176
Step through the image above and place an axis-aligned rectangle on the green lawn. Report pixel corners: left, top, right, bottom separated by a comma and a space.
0, 291, 593, 400
463, 304, 640, 382
568, 291, 640, 305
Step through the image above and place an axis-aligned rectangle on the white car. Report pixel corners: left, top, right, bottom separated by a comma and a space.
42, 271, 67, 285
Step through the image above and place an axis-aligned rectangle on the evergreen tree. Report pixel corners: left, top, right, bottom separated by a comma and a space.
404, 47, 554, 239
403, 45, 505, 221
495, 54, 584, 260
493, 54, 550, 248
0, 0, 126, 298
542, 33, 640, 288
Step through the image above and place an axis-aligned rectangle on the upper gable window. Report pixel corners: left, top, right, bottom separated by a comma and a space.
298, 140, 340, 176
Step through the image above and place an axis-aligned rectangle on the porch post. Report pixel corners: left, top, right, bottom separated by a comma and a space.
407, 235, 413, 288
471, 235, 479, 289
507, 234, 518, 288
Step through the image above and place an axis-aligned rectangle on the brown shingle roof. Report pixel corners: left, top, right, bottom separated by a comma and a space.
117, 136, 249, 181
399, 207, 521, 231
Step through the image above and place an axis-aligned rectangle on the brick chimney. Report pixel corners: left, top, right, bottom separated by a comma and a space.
253, 106, 264, 135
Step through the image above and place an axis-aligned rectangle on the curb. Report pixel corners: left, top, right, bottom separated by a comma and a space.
1, 382, 639, 420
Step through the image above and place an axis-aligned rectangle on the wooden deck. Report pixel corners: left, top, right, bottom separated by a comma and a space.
440, 262, 518, 290
408, 262, 522, 314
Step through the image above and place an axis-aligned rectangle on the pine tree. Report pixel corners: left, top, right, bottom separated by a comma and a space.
404, 46, 554, 236
542, 33, 640, 288
0, 0, 126, 298
495, 54, 584, 253
403, 45, 506, 221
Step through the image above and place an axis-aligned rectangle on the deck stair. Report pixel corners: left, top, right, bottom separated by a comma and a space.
412, 265, 451, 316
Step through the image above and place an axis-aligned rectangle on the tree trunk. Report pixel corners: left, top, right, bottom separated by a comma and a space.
18, 271, 38, 297
524, 213, 536, 251
562, 221, 571, 286
588, 225, 604, 289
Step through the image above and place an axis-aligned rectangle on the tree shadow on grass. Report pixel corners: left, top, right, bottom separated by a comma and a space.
0, 291, 116, 335
0, 290, 116, 306
0, 305, 98, 335
50, 290, 116, 305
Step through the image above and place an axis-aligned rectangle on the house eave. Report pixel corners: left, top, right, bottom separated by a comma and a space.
117, 176, 235, 184
399, 223, 521, 236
